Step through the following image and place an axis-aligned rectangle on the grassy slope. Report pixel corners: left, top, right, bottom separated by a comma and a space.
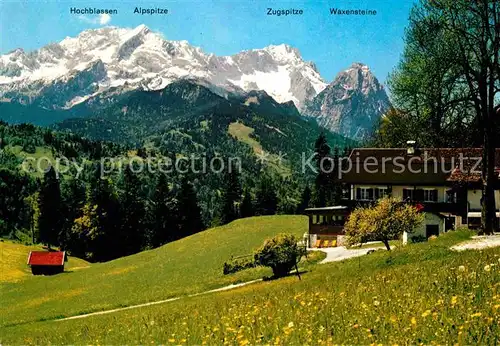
0, 215, 307, 327
228, 122, 263, 154
3, 230, 499, 345
0, 241, 90, 283
228, 122, 291, 176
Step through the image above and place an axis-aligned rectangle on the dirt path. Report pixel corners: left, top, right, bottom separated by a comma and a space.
451, 235, 500, 251
311, 246, 382, 264
57, 279, 262, 321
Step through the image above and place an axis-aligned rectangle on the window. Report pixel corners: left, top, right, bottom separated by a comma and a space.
360, 188, 370, 200
341, 187, 350, 200
357, 187, 374, 200
355, 187, 390, 200
446, 190, 456, 203
376, 188, 389, 199
423, 189, 438, 202
403, 188, 414, 201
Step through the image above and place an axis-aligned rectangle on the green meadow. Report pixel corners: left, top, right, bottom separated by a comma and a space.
0, 216, 307, 328
1, 218, 499, 345
0, 241, 90, 284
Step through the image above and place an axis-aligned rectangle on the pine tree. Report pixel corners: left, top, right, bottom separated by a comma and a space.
149, 173, 176, 247
38, 167, 62, 248
61, 176, 86, 250
331, 147, 343, 205
120, 166, 146, 255
296, 185, 312, 214
255, 177, 278, 216
220, 168, 242, 224
314, 133, 334, 207
137, 147, 147, 159
88, 163, 120, 261
240, 190, 255, 218
177, 177, 204, 238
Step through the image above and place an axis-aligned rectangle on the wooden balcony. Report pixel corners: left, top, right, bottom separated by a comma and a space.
309, 224, 344, 236
420, 202, 464, 214
341, 199, 465, 215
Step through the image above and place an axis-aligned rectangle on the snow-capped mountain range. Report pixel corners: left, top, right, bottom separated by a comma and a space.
0, 24, 326, 109
0, 24, 391, 138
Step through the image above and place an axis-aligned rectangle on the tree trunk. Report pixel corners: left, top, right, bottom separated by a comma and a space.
481, 120, 497, 235
382, 239, 391, 251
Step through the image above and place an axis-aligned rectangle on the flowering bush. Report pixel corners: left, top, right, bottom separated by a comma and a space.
254, 233, 306, 278
344, 197, 424, 250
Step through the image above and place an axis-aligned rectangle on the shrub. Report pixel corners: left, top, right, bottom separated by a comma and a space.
344, 197, 424, 250
223, 256, 256, 275
410, 234, 427, 243
254, 233, 306, 278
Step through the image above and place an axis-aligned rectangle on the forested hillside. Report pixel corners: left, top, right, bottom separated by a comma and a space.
0, 82, 352, 262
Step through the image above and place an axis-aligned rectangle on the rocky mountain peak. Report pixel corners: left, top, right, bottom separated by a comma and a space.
303, 63, 391, 140
350, 62, 369, 69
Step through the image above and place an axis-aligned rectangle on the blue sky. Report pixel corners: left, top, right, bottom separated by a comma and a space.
0, 0, 415, 83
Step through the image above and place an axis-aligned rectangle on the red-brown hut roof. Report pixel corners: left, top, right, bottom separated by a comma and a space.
27, 251, 65, 266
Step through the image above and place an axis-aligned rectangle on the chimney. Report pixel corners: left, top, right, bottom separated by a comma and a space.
406, 140, 416, 155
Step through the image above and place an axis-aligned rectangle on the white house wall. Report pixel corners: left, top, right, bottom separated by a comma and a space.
468, 190, 482, 210
403, 212, 444, 243
467, 189, 500, 211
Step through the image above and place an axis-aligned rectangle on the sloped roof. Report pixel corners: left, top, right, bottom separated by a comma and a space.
27, 251, 65, 266
340, 148, 500, 185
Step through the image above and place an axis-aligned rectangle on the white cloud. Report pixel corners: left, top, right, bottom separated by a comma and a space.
78, 14, 112, 25
99, 14, 111, 25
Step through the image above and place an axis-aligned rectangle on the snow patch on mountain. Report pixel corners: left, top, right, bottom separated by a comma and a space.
228, 65, 297, 105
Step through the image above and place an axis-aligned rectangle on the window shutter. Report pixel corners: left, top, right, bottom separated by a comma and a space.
403, 189, 409, 200
368, 188, 374, 200
415, 189, 424, 201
